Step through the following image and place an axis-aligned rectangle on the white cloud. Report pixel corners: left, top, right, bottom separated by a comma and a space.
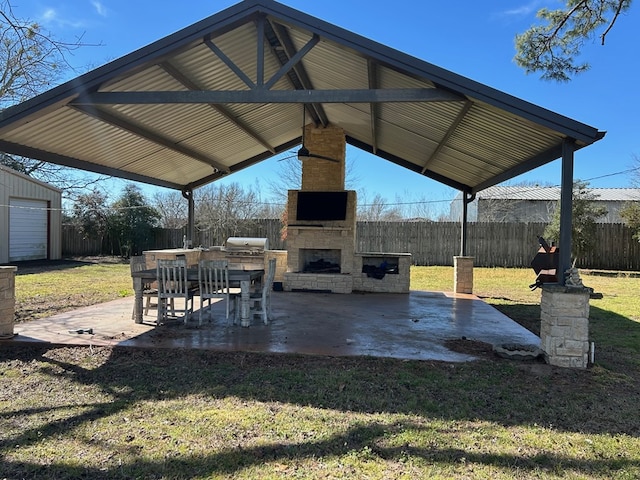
91, 1, 108, 17
35, 4, 96, 30
40, 8, 59, 23
500, 0, 547, 18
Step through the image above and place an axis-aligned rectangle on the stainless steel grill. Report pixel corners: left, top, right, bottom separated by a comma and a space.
223, 237, 269, 270
224, 237, 269, 254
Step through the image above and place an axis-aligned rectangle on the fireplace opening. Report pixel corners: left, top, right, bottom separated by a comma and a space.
300, 248, 341, 273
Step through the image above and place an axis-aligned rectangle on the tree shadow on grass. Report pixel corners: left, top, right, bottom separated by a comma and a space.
494, 302, 640, 371
490, 302, 542, 336
11, 258, 125, 275
7, 259, 116, 276
3, 418, 639, 479
1, 312, 640, 479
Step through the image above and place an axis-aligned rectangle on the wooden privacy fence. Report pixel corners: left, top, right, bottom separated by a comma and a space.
62, 221, 640, 271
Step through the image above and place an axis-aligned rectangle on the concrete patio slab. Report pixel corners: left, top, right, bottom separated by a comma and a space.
4, 290, 540, 362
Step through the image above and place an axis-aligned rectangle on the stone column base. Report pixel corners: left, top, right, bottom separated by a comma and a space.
0, 266, 17, 339
540, 285, 590, 368
453, 256, 474, 294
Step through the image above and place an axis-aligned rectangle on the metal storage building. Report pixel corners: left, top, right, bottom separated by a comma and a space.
0, 166, 62, 263
450, 186, 640, 223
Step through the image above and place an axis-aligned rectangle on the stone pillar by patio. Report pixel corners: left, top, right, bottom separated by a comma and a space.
540, 285, 590, 368
453, 256, 474, 294
0, 266, 17, 339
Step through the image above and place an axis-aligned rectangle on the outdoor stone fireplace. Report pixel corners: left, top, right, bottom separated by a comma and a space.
283, 124, 355, 293
283, 123, 410, 294
283, 186, 357, 293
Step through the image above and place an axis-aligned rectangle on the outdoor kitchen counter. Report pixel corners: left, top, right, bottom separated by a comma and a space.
353, 252, 412, 293
143, 248, 202, 267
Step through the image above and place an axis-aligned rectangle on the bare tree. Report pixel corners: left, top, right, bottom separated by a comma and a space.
392, 190, 440, 221
267, 151, 361, 202
152, 190, 188, 229
195, 182, 273, 244
476, 182, 556, 222
0, 1, 105, 198
358, 192, 403, 221
266, 155, 302, 205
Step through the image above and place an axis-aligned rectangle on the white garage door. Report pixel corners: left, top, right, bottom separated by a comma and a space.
9, 198, 48, 261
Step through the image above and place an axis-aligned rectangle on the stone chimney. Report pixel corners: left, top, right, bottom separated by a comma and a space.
301, 124, 346, 191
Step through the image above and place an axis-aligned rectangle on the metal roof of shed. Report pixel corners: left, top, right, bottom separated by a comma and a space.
0, 0, 604, 194
476, 186, 640, 202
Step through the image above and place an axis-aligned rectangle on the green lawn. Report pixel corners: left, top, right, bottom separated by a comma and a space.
2, 261, 639, 479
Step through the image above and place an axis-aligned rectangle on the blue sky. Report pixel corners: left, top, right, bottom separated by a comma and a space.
15, 0, 640, 215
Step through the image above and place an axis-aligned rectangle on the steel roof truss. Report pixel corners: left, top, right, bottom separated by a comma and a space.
256, 14, 265, 86
368, 60, 379, 154
471, 142, 567, 193
159, 61, 276, 154
189, 136, 301, 189
346, 135, 468, 192
0, 140, 183, 189
264, 33, 319, 90
421, 100, 472, 174
72, 88, 464, 105
204, 36, 256, 89
69, 104, 230, 173
268, 20, 328, 126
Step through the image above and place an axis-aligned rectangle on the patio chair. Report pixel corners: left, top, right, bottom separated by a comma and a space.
248, 258, 277, 325
198, 259, 239, 326
129, 255, 158, 319
156, 258, 195, 325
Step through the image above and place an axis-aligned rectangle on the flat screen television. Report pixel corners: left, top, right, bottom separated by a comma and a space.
296, 191, 348, 221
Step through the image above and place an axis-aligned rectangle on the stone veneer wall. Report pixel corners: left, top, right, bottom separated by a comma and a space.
453, 256, 474, 294
540, 285, 590, 368
144, 248, 202, 268
352, 253, 411, 293
286, 190, 357, 275
264, 250, 287, 283
283, 272, 353, 294
301, 124, 346, 191
0, 266, 17, 339
285, 123, 411, 295
285, 124, 355, 293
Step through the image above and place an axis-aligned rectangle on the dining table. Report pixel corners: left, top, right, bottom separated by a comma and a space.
131, 267, 265, 327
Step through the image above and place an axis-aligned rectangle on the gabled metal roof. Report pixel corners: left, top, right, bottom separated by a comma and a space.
0, 0, 604, 194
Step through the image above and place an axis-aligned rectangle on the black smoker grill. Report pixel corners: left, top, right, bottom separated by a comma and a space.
530, 236, 559, 290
